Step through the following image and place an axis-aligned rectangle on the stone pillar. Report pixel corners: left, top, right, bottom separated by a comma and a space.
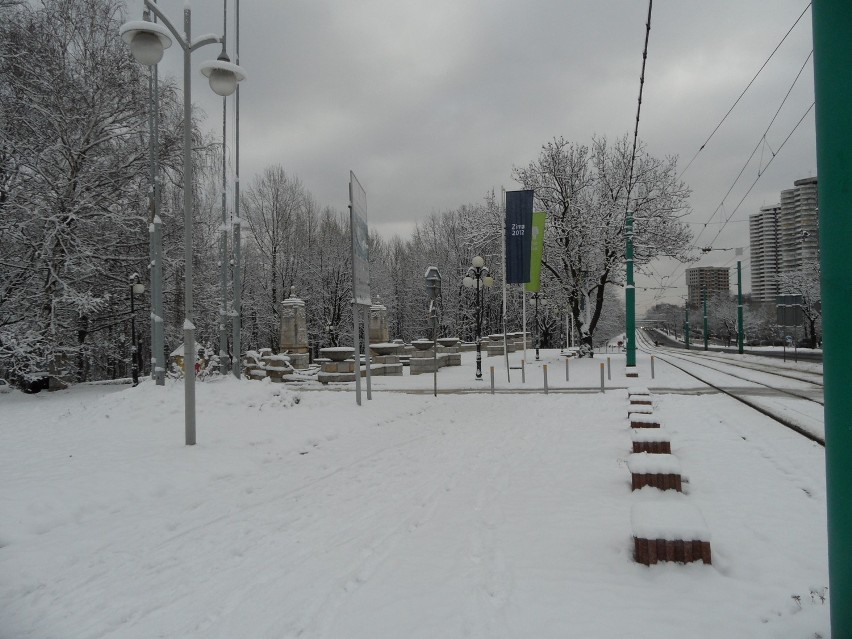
279, 287, 309, 369
369, 300, 389, 343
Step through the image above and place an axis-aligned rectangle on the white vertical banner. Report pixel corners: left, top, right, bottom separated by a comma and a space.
349, 171, 370, 306
349, 172, 371, 405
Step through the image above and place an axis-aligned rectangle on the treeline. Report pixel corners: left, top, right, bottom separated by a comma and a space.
0, 0, 685, 383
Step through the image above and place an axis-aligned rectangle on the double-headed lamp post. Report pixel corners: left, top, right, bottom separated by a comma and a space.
130, 276, 146, 387
463, 256, 494, 380
530, 292, 547, 361
120, 2, 246, 446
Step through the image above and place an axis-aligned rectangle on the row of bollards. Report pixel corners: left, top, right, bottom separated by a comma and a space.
485, 355, 655, 395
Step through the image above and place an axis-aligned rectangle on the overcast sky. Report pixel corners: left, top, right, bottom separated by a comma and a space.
146, 0, 816, 312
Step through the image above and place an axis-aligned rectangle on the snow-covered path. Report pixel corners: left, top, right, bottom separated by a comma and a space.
0, 358, 830, 638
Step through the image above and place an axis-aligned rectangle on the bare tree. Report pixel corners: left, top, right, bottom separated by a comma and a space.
513, 135, 692, 356
0, 0, 173, 381
241, 165, 310, 349
778, 257, 822, 348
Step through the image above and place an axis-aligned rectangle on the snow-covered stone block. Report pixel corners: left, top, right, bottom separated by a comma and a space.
629, 413, 660, 429
628, 386, 651, 396
628, 404, 653, 414
629, 390, 653, 406
628, 452, 682, 492
631, 500, 711, 565
631, 427, 671, 454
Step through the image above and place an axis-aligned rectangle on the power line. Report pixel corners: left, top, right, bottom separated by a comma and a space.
626, 0, 653, 212
677, 3, 812, 180
661, 53, 815, 292
703, 101, 814, 248
689, 49, 814, 250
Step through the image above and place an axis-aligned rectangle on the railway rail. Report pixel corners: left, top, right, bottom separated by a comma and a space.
638, 331, 825, 446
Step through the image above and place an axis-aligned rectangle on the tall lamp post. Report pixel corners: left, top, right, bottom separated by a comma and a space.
130, 275, 145, 387
530, 292, 547, 361
425, 267, 442, 397
120, 3, 246, 446
463, 256, 493, 380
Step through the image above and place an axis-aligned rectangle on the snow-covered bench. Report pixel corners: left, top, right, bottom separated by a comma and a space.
628, 389, 653, 407
631, 500, 711, 565
631, 427, 671, 454
629, 412, 660, 429
627, 452, 682, 492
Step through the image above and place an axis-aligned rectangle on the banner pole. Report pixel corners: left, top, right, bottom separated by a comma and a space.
502, 187, 510, 382
523, 292, 527, 362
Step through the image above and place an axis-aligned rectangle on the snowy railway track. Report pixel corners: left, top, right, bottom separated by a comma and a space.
638, 335, 824, 446
647, 343, 824, 389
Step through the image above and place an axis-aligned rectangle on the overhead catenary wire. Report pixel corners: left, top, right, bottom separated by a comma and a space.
625, 0, 653, 215
677, 3, 812, 180
661, 49, 815, 295
703, 101, 813, 247
690, 49, 814, 251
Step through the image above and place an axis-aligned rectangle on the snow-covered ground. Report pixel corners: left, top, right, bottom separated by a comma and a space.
0, 350, 829, 638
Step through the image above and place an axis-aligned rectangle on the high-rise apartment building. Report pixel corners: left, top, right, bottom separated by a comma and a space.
749, 205, 781, 302
686, 267, 730, 305
779, 177, 819, 272
747, 177, 818, 302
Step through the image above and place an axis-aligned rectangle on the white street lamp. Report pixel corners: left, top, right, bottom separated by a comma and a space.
119, 20, 172, 65
201, 52, 246, 97
120, 2, 246, 446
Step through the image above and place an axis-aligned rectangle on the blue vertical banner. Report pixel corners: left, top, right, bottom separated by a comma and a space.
505, 189, 534, 283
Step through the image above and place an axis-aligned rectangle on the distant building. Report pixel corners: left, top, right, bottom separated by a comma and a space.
749, 205, 781, 302
686, 267, 730, 305
747, 177, 818, 302
779, 177, 819, 272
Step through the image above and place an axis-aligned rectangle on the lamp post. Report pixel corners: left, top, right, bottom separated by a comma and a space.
325, 322, 338, 347
130, 276, 145, 387
120, 3, 246, 446
530, 292, 547, 361
463, 256, 494, 380
144, 7, 165, 387
425, 266, 442, 397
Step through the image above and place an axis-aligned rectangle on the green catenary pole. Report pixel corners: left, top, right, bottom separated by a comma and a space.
702, 287, 708, 351
625, 212, 636, 369
737, 261, 744, 354
813, 2, 852, 635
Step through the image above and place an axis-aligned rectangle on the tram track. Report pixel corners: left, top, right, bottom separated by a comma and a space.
646, 339, 824, 389
650, 347, 823, 406
638, 333, 824, 446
